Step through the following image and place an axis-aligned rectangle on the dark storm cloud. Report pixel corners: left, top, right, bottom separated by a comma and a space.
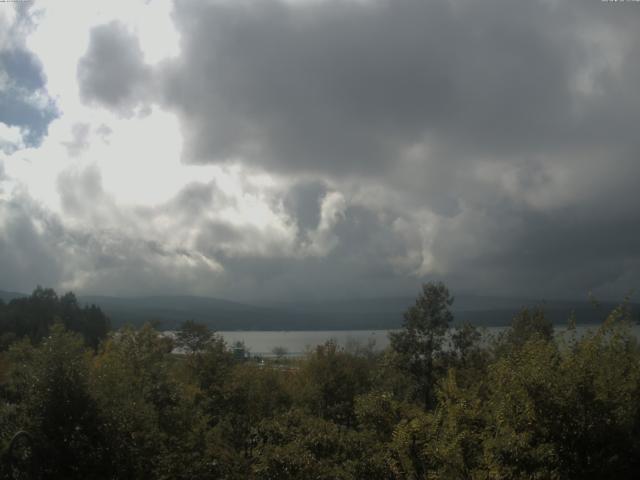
161, 0, 450, 172
159, 0, 640, 299
21, 0, 640, 300
0, 13, 58, 148
77, 21, 153, 116
330, 206, 408, 277
159, 0, 608, 174
431, 202, 640, 300
199, 206, 420, 301
0, 174, 415, 300
283, 180, 327, 239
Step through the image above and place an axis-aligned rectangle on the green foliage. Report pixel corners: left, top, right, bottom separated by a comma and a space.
355, 390, 408, 439
1, 283, 639, 479
253, 409, 391, 479
449, 322, 482, 365
4, 323, 109, 478
271, 345, 288, 361
296, 340, 372, 426
212, 363, 293, 467
91, 325, 174, 477
175, 319, 213, 354
184, 332, 234, 420
499, 306, 554, 350
0, 287, 109, 349
389, 281, 454, 408
481, 318, 640, 479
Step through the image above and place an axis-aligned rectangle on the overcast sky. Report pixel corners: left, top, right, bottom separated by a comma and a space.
1, 0, 639, 302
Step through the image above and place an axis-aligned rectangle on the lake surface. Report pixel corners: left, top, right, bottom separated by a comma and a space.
218, 330, 392, 356
216, 324, 640, 357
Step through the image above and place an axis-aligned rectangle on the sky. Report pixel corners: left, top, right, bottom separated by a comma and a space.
0, 0, 639, 302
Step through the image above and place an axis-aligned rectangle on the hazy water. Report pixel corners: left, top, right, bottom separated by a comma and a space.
218, 329, 392, 356
216, 324, 640, 356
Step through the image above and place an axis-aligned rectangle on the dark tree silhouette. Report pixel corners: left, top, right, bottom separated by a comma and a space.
389, 281, 453, 408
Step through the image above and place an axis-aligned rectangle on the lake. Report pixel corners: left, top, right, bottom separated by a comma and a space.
216, 324, 640, 357
217, 329, 392, 356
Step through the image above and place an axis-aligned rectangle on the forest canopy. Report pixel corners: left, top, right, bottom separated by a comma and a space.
0, 283, 639, 479
0, 287, 109, 350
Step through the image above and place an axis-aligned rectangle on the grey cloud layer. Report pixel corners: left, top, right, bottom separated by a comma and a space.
159, 0, 605, 172
1, 165, 423, 300
15, 0, 640, 299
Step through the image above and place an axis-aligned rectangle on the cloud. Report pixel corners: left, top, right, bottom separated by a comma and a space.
57, 163, 109, 217
0, 6, 58, 149
167, 180, 234, 220
430, 202, 640, 299
0, 191, 67, 293
3, 0, 640, 302
0, 159, 6, 191
0, 178, 224, 296
0, 122, 25, 154
95, 124, 113, 143
158, 0, 579, 173
0, 158, 424, 300
62, 122, 91, 156
155, 0, 640, 299
282, 180, 327, 241
77, 21, 153, 116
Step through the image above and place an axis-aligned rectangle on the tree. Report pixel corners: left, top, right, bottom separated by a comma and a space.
272, 346, 288, 362
91, 324, 194, 478
0, 288, 109, 349
176, 320, 213, 354
253, 409, 391, 479
297, 340, 372, 426
497, 306, 553, 354
446, 322, 488, 388
389, 282, 454, 408
232, 341, 249, 361
5, 323, 108, 478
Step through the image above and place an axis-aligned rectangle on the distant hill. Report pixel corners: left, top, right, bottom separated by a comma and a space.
450, 294, 639, 327
76, 293, 638, 331
78, 295, 409, 330
3, 289, 636, 330
0, 290, 27, 303
78, 295, 282, 330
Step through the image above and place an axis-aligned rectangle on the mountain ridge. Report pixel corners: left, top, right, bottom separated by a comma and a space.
2, 290, 636, 330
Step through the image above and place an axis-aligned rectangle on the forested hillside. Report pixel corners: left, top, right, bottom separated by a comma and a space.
80, 294, 639, 330
0, 283, 639, 479
4, 289, 632, 331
